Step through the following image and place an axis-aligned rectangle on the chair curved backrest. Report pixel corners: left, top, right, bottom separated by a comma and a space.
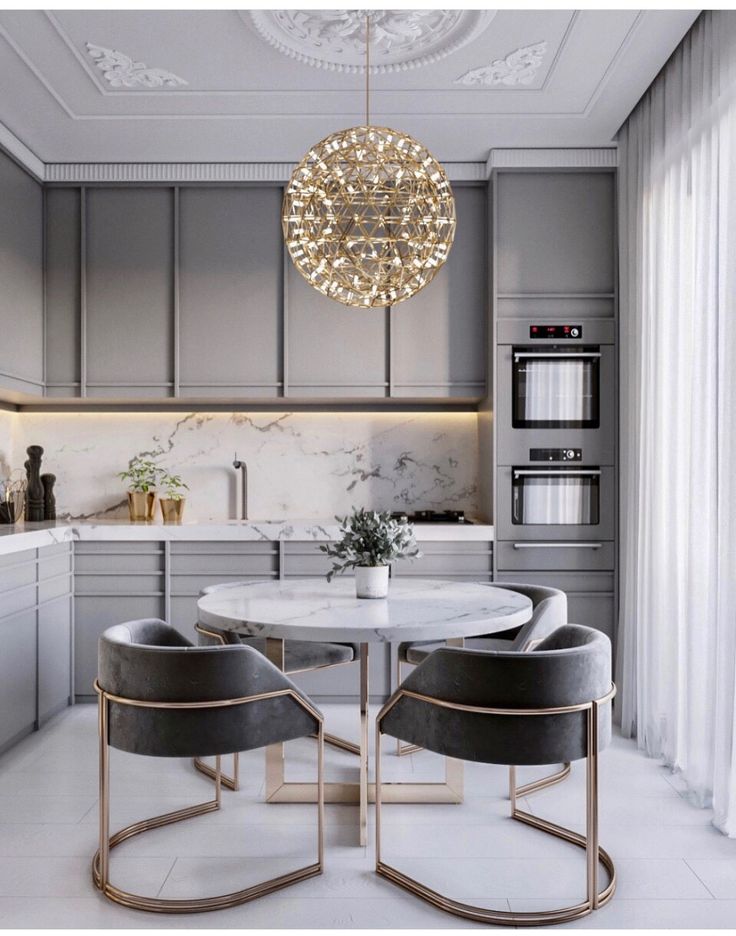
492, 582, 567, 650
197, 581, 265, 645
98, 618, 319, 758
380, 624, 612, 767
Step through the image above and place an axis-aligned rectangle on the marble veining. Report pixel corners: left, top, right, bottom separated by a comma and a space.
8, 412, 479, 521
197, 578, 531, 643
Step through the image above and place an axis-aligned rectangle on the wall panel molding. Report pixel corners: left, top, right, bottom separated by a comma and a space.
486, 147, 618, 172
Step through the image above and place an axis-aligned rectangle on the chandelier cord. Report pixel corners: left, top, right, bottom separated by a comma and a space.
365, 13, 370, 126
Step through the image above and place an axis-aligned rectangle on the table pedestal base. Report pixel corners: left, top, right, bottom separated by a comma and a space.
264, 638, 464, 846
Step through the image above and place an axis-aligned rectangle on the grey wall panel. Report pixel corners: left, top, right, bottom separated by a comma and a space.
0, 609, 37, 750
45, 188, 81, 391
0, 151, 43, 391
392, 186, 486, 393
287, 261, 388, 394
85, 188, 174, 390
38, 594, 72, 722
496, 172, 615, 296
179, 187, 282, 392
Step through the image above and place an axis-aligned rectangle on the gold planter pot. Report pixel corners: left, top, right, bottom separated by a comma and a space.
127, 491, 156, 522
160, 497, 186, 524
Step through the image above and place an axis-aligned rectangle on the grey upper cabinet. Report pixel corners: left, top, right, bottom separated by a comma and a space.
391, 185, 486, 398
495, 171, 615, 319
179, 187, 283, 397
286, 257, 389, 397
45, 188, 81, 397
85, 187, 175, 397
0, 151, 43, 397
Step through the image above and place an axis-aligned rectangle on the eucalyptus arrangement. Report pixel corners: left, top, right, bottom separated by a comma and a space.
159, 472, 189, 524
321, 508, 421, 598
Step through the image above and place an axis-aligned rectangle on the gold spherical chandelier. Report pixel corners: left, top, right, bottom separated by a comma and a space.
282, 16, 456, 309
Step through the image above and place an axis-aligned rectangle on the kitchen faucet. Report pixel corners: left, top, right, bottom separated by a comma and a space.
233, 454, 248, 521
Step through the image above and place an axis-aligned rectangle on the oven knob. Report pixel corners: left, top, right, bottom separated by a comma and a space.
570, 327, 580, 337
566, 450, 576, 460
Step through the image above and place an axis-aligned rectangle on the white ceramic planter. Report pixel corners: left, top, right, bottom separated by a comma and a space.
355, 565, 389, 599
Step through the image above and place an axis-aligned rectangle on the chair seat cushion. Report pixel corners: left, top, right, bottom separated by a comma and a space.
240, 637, 356, 672
401, 636, 514, 665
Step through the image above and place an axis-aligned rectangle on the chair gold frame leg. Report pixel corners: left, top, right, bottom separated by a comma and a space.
375, 688, 616, 927
94, 681, 324, 914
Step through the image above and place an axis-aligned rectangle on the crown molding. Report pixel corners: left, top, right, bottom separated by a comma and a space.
2, 147, 617, 185
43, 161, 488, 184
0, 120, 45, 181
486, 147, 618, 173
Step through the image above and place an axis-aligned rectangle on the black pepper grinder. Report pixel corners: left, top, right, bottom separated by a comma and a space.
25, 445, 45, 521
41, 473, 56, 521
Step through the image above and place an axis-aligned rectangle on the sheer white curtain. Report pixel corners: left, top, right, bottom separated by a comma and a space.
617, 11, 736, 834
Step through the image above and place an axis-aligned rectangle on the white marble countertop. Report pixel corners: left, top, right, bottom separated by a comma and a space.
0, 518, 494, 557
197, 578, 530, 643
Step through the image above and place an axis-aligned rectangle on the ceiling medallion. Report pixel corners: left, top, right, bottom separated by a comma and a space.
250, 10, 496, 74
455, 41, 548, 87
282, 15, 456, 309
85, 42, 187, 89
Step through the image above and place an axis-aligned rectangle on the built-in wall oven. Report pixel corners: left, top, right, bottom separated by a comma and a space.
497, 320, 615, 465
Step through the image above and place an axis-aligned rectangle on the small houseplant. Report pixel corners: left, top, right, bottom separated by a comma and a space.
320, 508, 420, 599
159, 472, 189, 524
118, 457, 163, 521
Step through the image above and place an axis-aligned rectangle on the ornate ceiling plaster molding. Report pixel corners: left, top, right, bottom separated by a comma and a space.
85, 42, 188, 89
456, 42, 548, 88
249, 10, 497, 74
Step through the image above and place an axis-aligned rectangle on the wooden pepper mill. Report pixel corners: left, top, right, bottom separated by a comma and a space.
25, 445, 45, 522
41, 473, 57, 521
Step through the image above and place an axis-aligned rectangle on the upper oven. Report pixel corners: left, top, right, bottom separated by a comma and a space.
497, 320, 615, 465
512, 346, 600, 429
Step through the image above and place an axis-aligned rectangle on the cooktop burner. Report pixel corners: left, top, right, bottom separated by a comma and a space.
390, 510, 471, 525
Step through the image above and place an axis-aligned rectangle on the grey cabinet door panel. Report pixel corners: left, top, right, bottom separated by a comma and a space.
86, 188, 174, 393
75, 595, 164, 697
0, 151, 43, 393
0, 556, 37, 592
45, 188, 81, 393
38, 595, 72, 722
0, 609, 37, 750
496, 540, 614, 572
283, 542, 354, 578
496, 172, 615, 296
392, 186, 486, 395
287, 261, 388, 394
179, 187, 282, 393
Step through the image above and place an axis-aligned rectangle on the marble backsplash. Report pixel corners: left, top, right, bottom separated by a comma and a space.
2, 412, 480, 521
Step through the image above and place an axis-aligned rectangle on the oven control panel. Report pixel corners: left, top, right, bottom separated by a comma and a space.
530, 448, 582, 462
529, 324, 582, 339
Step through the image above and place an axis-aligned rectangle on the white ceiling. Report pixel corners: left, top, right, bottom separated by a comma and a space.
0, 9, 700, 165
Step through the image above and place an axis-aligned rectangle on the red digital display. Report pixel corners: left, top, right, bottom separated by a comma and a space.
529, 324, 582, 339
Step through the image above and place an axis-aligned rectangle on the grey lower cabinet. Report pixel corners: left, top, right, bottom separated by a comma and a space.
0, 544, 73, 754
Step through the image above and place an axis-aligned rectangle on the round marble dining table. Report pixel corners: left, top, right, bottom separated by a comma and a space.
197, 578, 533, 845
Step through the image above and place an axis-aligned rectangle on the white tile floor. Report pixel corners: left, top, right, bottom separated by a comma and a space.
0, 703, 735, 929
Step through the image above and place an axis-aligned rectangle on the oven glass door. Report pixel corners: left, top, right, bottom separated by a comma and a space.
512, 347, 600, 429
512, 468, 600, 526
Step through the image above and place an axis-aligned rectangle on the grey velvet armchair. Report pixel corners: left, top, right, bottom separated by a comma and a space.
394, 582, 567, 756
93, 618, 324, 914
376, 624, 616, 926
194, 580, 361, 791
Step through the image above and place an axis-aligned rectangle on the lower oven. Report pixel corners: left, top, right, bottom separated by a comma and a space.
497, 465, 615, 541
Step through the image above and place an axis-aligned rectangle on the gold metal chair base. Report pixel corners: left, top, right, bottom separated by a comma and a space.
96, 680, 324, 914
376, 686, 617, 926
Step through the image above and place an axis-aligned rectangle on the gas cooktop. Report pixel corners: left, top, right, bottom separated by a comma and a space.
390, 510, 472, 525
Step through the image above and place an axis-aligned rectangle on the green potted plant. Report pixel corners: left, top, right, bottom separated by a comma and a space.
118, 457, 163, 522
159, 472, 189, 524
320, 508, 421, 599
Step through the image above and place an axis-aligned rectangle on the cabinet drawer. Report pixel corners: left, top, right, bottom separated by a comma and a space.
172, 542, 278, 557
0, 558, 37, 595
74, 552, 163, 574
171, 553, 278, 576
0, 582, 37, 620
0, 549, 36, 572
496, 540, 614, 572
171, 571, 277, 598
507, 571, 614, 593
38, 551, 73, 580
74, 573, 163, 595
39, 572, 72, 604
284, 542, 353, 578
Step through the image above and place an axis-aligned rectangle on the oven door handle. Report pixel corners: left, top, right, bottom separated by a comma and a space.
512, 542, 604, 549
513, 352, 602, 360
513, 469, 602, 477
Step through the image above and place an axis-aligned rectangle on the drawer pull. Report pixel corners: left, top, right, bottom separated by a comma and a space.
512, 542, 603, 549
